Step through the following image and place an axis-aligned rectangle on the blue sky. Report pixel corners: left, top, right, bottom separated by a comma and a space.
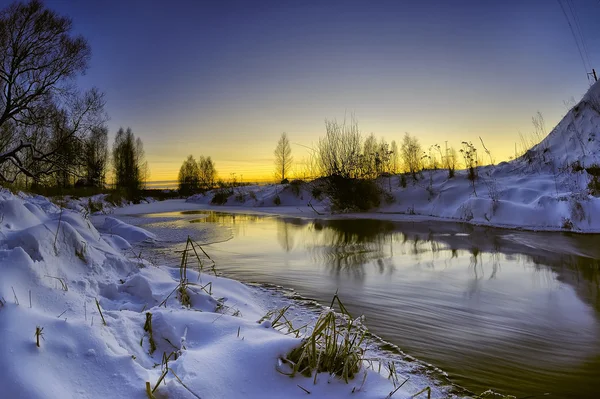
43, 0, 599, 180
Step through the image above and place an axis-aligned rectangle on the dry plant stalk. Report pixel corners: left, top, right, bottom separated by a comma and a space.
144, 312, 157, 355
95, 298, 106, 326
35, 326, 44, 347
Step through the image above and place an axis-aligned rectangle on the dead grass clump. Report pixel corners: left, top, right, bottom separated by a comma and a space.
159, 236, 217, 308
281, 294, 366, 383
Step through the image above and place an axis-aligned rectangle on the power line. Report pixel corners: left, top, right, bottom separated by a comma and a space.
557, 0, 590, 77
566, 0, 591, 68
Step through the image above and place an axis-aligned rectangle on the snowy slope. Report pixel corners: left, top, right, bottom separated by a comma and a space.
187, 182, 328, 211
381, 81, 600, 232
522, 80, 600, 171
183, 81, 600, 233
0, 189, 452, 399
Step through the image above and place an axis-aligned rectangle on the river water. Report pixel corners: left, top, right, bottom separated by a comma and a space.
125, 209, 600, 398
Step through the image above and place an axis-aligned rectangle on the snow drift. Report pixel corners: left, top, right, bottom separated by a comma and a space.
0, 189, 441, 398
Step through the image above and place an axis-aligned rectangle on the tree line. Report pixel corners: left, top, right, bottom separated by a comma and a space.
0, 0, 147, 198
272, 123, 460, 183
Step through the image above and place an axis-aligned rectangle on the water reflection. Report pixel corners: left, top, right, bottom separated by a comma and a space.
137, 210, 600, 398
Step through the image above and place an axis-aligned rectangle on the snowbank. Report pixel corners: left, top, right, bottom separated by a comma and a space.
181, 81, 600, 233
103, 216, 157, 242
187, 181, 328, 212
0, 189, 436, 398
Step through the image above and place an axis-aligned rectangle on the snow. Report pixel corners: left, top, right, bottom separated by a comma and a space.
179, 81, 600, 233
0, 189, 439, 399
103, 216, 157, 243
187, 182, 329, 215
2, 73, 597, 399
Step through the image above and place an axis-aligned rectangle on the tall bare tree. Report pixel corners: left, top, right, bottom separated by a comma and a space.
274, 132, 293, 182
198, 155, 216, 190
0, 0, 100, 183
400, 133, 422, 178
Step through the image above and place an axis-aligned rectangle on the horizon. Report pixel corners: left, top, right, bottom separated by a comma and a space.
42, 0, 599, 183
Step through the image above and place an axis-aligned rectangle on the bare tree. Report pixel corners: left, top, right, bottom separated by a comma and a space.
0, 0, 97, 182
317, 117, 362, 179
178, 155, 200, 195
0, 88, 106, 183
198, 155, 216, 190
274, 132, 293, 182
361, 133, 377, 178
400, 133, 422, 178
84, 126, 108, 187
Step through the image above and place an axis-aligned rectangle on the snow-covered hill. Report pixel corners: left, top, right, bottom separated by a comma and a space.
522, 80, 600, 171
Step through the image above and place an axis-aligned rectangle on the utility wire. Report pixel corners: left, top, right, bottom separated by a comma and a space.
566, 0, 591, 68
557, 0, 589, 76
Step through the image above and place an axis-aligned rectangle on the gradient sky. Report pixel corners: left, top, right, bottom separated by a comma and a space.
43, 0, 599, 182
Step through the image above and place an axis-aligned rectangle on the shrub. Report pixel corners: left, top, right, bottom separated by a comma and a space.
588, 176, 600, 196
273, 195, 281, 205
289, 179, 304, 197
105, 191, 127, 206
585, 164, 600, 177
399, 174, 407, 188
211, 189, 232, 205
280, 178, 289, 184
324, 175, 381, 211
571, 161, 584, 172
234, 191, 246, 203
311, 186, 323, 200
460, 141, 478, 181
87, 198, 103, 213
562, 218, 574, 230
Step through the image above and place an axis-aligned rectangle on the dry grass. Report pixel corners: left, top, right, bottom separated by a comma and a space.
280, 294, 366, 383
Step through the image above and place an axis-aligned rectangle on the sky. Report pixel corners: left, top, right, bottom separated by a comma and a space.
42, 0, 600, 182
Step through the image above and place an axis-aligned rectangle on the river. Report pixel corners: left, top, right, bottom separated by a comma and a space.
119, 209, 600, 398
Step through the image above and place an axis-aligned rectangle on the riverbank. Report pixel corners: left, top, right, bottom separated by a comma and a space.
110, 202, 600, 399
0, 189, 460, 398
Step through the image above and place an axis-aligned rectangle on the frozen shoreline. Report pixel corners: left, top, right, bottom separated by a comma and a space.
0, 189, 457, 399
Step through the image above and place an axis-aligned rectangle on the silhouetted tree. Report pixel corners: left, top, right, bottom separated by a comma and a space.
274, 132, 293, 183
178, 155, 200, 195
317, 118, 362, 179
198, 155, 216, 190
84, 126, 108, 187
0, 0, 96, 182
361, 133, 377, 178
375, 137, 391, 176
400, 133, 422, 178
112, 127, 146, 198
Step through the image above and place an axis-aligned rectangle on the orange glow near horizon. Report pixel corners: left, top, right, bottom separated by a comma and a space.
142, 105, 571, 185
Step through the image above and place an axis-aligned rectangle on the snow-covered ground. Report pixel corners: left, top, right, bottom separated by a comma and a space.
0, 189, 458, 399
2, 72, 597, 399
186, 81, 600, 233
